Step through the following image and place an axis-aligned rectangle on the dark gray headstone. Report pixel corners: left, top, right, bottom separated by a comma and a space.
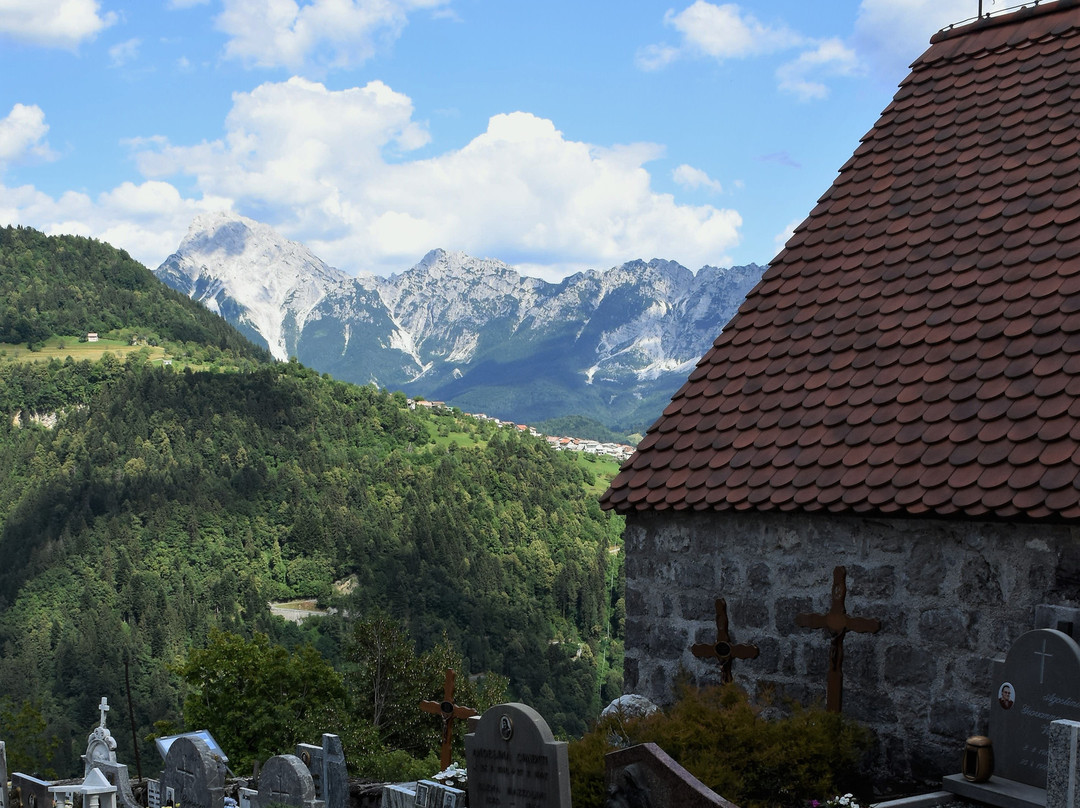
159, 736, 227, 808
464, 702, 570, 808
414, 780, 465, 808
11, 773, 53, 808
250, 755, 320, 808
295, 734, 346, 808
991, 629, 1080, 787
0, 740, 7, 808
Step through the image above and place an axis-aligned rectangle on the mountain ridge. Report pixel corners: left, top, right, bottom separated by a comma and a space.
155, 212, 765, 433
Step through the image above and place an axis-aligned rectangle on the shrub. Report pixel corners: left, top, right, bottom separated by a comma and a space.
569, 683, 871, 808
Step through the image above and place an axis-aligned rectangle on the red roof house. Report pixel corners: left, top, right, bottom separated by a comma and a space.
602, 0, 1080, 783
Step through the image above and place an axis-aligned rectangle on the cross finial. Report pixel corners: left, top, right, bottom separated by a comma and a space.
98, 696, 110, 728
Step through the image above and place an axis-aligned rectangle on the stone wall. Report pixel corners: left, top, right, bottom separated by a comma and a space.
622, 510, 1080, 782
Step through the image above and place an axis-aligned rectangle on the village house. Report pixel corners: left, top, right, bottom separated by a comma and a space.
602, 1, 1080, 783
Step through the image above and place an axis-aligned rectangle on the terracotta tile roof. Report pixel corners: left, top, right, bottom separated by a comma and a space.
602, 1, 1080, 521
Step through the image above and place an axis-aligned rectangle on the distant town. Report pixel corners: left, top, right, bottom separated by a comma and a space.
407, 398, 636, 462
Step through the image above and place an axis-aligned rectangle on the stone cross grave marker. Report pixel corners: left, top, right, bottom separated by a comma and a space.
795, 565, 881, 713
295, 734, 346, 808
990, 628, 1080, 787
420, 669, 478, 771
464, 702, 571, 808
249, 755, 322, 808
159, 736, 227, 808
691, 598, 760, 685
82, 696, 138, 808
1, 740, 8, 808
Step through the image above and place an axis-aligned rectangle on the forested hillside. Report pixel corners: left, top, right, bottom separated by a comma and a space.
0, 228, 624, 779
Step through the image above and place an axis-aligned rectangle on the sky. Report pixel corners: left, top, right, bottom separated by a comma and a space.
0, 0, 1002, 280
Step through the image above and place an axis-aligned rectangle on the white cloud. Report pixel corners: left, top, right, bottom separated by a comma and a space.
0, 179, 226, 267
776, 38, 860, 101
109, 37, 140, 67
0, 104, 56, 168
854, 0, 974, 80
128, 78, 741, 274
215, 0, 450, 70
666, 2, 802, 61
0, 0, 116, 49
673, 164, 722, 194
641, 2, 859, 100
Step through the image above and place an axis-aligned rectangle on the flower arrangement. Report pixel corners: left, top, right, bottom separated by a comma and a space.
812, 794, 861, 808
433, 762, 468, 791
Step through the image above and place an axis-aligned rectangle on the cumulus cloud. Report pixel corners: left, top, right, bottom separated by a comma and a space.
0, 179, 228, 266
129, 78, 740, 274
667, 2, 801, 61
641, 2, 860, 100
215, 0, 450, 70
673, 164, 722, 194
0, 0, 116, 49
854, 0, 974, 80
0, 104, 56, 168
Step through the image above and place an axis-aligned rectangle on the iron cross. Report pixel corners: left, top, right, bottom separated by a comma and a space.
795, 566, 881, 713
419, 668, 478, 770
691, 598, 759, 684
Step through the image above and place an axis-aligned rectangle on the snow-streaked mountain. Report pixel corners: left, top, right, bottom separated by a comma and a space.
155, 212, 765, 433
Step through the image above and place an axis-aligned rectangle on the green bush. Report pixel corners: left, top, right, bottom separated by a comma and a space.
569, 683, 871, 808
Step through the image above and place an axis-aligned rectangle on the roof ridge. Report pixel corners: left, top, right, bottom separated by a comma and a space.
931, 0, 1080, 46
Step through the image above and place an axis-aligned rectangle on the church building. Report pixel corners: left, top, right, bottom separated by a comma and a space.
602, 0, 1080, 781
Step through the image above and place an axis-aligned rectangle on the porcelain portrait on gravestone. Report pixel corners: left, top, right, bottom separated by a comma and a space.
998, 683, 1014, 710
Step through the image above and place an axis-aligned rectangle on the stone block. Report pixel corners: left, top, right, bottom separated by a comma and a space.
918, 607, 973, 649
905, 543, 945, 596
680, 592, 718, 622
928, 698, 975, 740
775, 597, 813, 636
961, 556, 1003, 604
730, 598, 769, 629
747, 562, 772, 588
884, 643, 936, 688
848, 564, 896, 599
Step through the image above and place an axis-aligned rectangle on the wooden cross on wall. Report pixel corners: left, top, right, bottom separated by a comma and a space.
691, 598, 759, 684
795, 566, 881, 713
419, 668, 478, 770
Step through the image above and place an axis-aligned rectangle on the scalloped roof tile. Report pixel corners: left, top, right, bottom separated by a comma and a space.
601, 0, 1080, 521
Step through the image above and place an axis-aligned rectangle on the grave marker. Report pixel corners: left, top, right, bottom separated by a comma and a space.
82, 696, 138, 808
991, 629, 1080, 787
691, 598, 759, 685
420, 669, 478, 771
248, 755, 322, 808
464, 703, 570, 808
795, 565, 881, 713
295, 734, 347, 808
1, 740, 7, 808
159, 735, 227, 808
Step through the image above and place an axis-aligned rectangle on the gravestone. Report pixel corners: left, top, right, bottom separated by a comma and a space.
990, 629, 1080, 786
11, 773, 53, 808
464, 703, 570, 808
82, 696, 138, 808
295, 734, 347, 808
248, 755, 322, 808
147, 780, 161, 808
413, 779, 466, 808
159, 735, 227, 808
1, 740, 7, 808
1047, 719, 1080, 808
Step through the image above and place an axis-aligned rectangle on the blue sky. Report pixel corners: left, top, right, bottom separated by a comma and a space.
0, 0, 993, 279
